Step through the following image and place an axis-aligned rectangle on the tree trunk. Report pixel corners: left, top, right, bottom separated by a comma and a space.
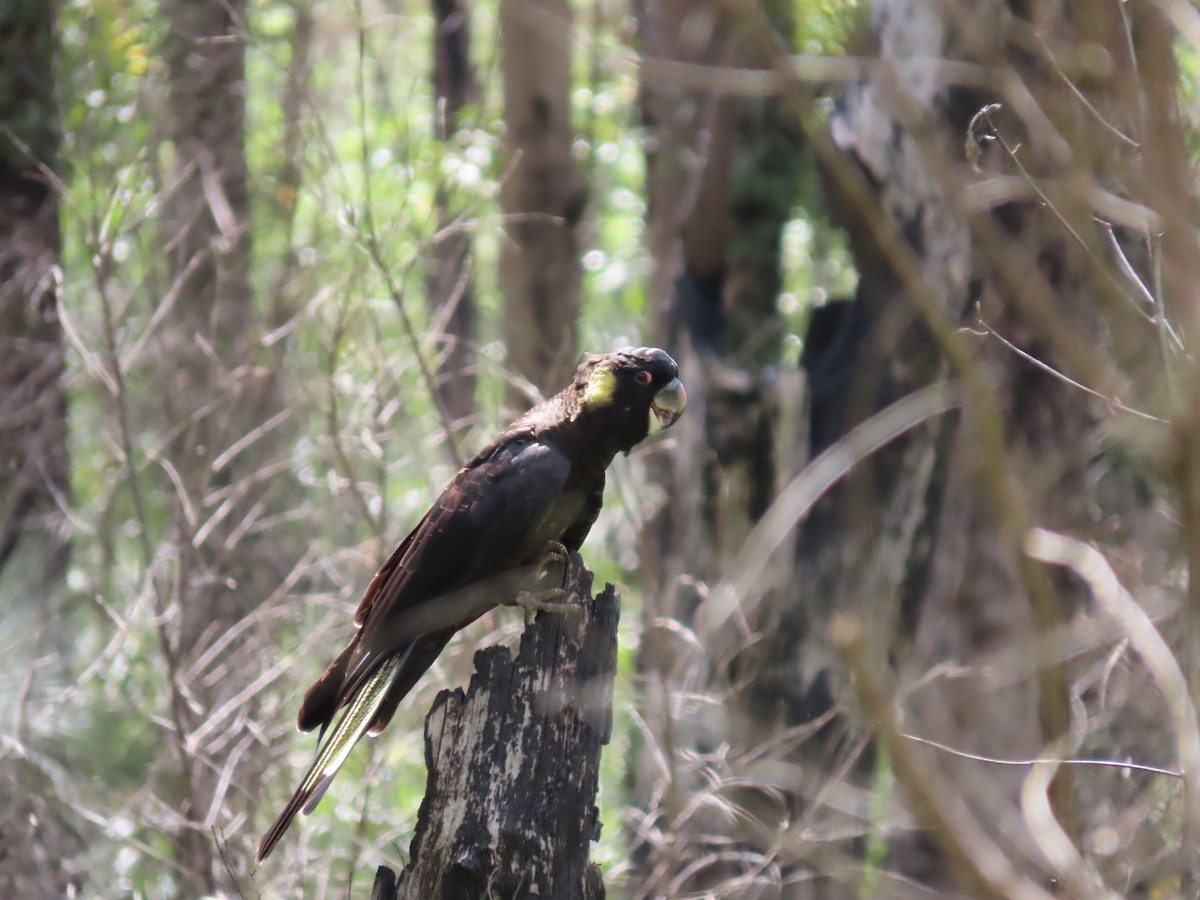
158, 0, 293, 887
630, 1, 804, 893
428, 0, 478, 426
499, 0, 583, 401
751, 0, 1180, 893
0, 5, 75, 895
371, 555, 616, 899
0, 0, 68, 597
632, 0, 1186, 894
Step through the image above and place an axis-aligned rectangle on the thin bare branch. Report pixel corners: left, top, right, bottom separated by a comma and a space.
697, 380, 964, 637
833, 613, 1059, 900
1026, 528, 1200, 886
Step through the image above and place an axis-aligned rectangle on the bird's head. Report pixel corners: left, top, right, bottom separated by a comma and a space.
571, 347, 687, 449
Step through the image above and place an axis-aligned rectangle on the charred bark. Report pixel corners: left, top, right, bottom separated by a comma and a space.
372, 555, 616, 899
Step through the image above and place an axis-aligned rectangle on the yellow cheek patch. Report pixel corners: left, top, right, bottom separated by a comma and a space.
583, 367, 617, 407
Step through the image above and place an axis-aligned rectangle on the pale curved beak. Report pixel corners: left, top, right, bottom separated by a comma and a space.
649, 377, 687, 434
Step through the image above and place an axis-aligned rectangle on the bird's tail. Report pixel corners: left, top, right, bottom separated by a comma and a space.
256, 647, 410, 863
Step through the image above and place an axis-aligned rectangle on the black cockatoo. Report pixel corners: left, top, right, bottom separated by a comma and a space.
257, 347, 685, 861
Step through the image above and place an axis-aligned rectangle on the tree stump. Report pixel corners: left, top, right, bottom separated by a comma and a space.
372, 554, 617, 899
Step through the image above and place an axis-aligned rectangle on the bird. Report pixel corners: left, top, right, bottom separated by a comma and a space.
256, 347, 686, 862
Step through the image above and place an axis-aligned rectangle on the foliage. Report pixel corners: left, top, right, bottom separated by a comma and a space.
28, 0, 1200, 896
23, 0, 860, 894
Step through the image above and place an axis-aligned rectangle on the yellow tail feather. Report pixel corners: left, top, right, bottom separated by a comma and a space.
256, 649, 408, 863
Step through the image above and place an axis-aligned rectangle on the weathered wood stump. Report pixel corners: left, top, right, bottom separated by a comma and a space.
372, 554, 618, 899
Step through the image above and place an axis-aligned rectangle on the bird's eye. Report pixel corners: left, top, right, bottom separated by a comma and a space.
635, 370, 652, 385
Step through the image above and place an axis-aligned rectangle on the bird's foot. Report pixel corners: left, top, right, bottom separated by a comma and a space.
506, 587, 581, 624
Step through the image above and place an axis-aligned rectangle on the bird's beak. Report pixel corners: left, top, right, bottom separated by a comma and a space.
649, 377, 687, 435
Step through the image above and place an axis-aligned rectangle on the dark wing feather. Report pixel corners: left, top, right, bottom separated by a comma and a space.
297, 634, 357, 734
354, 527, 421, 626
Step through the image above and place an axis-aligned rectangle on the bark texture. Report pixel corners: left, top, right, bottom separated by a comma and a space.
375, 555, 615, 899
499, 0, 584, 400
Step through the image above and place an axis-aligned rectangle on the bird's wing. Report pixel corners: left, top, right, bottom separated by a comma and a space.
297, 437, 571, 738
346, 430, 542, 630
338, 437, 572, 702
259, 439, 571, 863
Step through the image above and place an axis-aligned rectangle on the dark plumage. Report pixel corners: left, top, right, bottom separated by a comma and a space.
257, 347, 686, 862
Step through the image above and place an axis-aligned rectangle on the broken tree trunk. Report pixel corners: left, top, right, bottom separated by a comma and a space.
372, 554, 617, 899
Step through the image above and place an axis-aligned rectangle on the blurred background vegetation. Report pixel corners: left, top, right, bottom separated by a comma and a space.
3, 0, 1200, 897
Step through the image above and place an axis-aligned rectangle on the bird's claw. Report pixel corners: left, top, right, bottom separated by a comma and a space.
542, 540, 570, 565
538, 540, 571, 588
